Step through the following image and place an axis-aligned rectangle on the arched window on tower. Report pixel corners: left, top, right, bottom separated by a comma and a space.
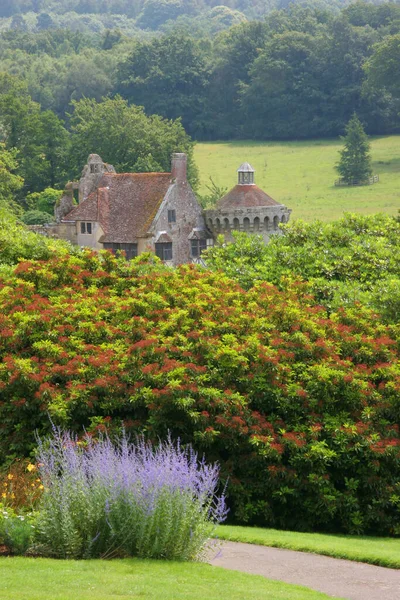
253, 217, 260, 231
243, 217, 250, 231
233, 217, 240, 230
224, 218, 230, 230
264, 216, 270, 231
273, 215, 279, 230
215, 218, 221, 231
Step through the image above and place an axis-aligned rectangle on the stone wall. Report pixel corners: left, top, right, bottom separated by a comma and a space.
28, 222, 78, 245
205, 205, 291, 243
150, 181, 209, 266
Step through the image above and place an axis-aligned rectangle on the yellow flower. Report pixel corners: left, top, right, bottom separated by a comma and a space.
10, 493, 15, 499
31, 483, 35, 487
39, 485, 44, 490
27, 463, 36, 473
1, 492, 6, 498
7, 474, 13, 480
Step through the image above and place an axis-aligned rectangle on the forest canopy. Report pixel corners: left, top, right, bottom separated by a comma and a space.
1, 2, 400, 199
1, 3, 400, 145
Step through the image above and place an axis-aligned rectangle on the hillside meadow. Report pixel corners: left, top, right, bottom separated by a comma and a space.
195, 137, 400, 222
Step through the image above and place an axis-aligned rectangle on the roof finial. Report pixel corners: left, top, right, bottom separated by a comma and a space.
237, 162, 255, 185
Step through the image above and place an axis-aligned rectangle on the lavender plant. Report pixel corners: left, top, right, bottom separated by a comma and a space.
34, 430, 227, 560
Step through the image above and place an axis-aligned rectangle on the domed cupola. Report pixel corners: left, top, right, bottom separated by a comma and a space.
237, 162, 255, 185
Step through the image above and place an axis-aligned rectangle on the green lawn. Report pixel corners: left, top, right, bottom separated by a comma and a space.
216, 525, 400, 569
0, 557, 335, 600
195, 137, 400, 221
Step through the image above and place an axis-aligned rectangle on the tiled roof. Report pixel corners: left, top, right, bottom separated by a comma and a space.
63, 172, 172, 242
64, 192, 98, 221
155, 231, 172, 243
216, 184, 281, 210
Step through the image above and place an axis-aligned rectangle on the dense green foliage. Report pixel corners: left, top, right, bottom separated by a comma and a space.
336, 114, 372, 183
0, 206, 73, 266
21, 210, 54, 225
0, 74, 197, 195
0, 145, 23, 214
0, 247, 399, 534
69, 96, 198, 184
0, 73, 71, 195
205, 214, 400, 323
0, 505, 36, 555
1, 3, 400, 151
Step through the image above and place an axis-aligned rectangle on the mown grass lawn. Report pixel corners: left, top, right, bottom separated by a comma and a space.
0, 557, 335, 600
195, 137, 400, 222
216, 526, 400, 569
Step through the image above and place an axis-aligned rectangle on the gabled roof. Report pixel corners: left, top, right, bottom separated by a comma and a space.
63, 172, 172, 243
65, 192, 98, 222
216, 184, 281, 210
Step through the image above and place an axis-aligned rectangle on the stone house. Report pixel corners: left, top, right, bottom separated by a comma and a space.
53, 155, 291, 263
55, 153, 211, 266
204, 162, 291, 243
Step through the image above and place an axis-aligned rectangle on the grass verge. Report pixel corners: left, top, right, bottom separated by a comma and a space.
216, 525, 400, 569
0, 556, 335, 600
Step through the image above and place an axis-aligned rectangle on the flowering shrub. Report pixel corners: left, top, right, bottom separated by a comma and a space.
0, 460, 43, 510
0, 250, 399, 533
34, 429, 227, 560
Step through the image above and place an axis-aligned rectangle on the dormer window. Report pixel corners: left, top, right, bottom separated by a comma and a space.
168, 209, 176, 223
90, 163, 101, 174
237, 162, 255, 185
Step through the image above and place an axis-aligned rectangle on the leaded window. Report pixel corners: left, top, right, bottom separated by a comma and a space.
80, 222, 92, 234
155, 242, 173, 261
190, 239, 207, 258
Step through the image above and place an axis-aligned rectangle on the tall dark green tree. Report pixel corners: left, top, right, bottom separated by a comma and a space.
0, 73, 71, 193
336, 113, 372, 183
116, 33, 209, 136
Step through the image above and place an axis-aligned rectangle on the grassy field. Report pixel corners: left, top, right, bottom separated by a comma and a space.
0, 557, 335, 600
195, 137, 400, 222
216, 526, 400, 569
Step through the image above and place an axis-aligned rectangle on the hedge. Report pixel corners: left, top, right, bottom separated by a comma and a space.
0, 250, 399, 534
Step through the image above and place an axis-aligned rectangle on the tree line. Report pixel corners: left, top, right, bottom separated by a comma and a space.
0, 73, 197, 209
1, 2, 400, 203
1, 3, 400, 141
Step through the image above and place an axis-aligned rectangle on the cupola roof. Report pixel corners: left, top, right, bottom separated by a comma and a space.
237, 162, 255, 173
216, 185, 281, 210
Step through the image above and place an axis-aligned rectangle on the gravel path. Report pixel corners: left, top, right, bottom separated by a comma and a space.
209, 541, 400, 600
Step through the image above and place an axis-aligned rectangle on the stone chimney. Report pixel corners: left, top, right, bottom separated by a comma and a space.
54, 183, 75, 223
171, 153, 187, 183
